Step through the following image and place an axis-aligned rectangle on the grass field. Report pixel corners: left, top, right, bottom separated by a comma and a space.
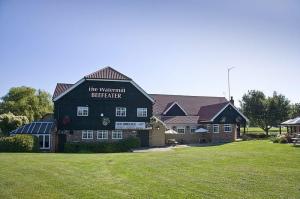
0, 141, 299, 199
245, 127, 285, 135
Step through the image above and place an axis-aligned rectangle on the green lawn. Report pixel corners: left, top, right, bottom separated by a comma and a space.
0, 141, 299, 199
245, 127, 285, 135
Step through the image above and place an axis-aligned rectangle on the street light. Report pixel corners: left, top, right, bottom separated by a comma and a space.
227, 67, 235, 100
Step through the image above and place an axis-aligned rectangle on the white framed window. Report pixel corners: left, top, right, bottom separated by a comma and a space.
213, 124, 219, 133
82, 130, 93, 139
112, 130, 123, 139
77, 106, 89, 116
190, 127, 197, 133
137, 108, 147, 117
116, 107, 126, 117
97, 130, 108, 139
224, 124, 232, 133
176, 126, 185, 134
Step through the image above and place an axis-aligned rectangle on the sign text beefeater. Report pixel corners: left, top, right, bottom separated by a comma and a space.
89, 86, 126, 99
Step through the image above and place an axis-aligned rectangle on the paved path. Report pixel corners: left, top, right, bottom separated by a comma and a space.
132, 145, 191, 153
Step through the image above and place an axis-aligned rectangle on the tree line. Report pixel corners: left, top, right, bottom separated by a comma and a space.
0, 87, 53, 136
240, 90, 300, 135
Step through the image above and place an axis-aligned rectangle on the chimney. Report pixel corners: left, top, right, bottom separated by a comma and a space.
230, 96, 234, 105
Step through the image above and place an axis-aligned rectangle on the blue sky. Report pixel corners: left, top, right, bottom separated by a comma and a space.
0, 0, 299, 106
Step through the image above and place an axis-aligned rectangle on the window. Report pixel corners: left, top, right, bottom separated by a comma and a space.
82, 130, 93, 139
206, 124, 211, 132
190, 127, 197, 133
137, 108, 147, 117
97, 130, 108, 139
112, 130, 123, 139
177, 127, 185, 134
213, 124, 219, 133
77, 106, 89, 116
116, 107, 126, 117
224, 124, 232, 133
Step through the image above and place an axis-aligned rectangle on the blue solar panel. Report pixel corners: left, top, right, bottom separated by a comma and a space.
38, 123, 47, 134
9, 122, 54, 135
31, 123, 42, 134
21, 124, 31, 134
45, 123, 53, 134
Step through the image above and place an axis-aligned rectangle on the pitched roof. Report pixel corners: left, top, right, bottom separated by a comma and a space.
150, 94, 227, 116
160, 116, 200, 124
198, 102, 229, 121
53, 83, 74, 99
53, 67, 154, 102
281, 117, 300, 125
85, 66, 132, 80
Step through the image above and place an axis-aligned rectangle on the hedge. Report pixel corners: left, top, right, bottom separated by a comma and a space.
0, 135, 39, 152
64, 136, 140, 153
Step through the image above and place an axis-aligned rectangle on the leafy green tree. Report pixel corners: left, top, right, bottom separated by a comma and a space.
240, 90, 265, 126
0, 112, 29, 136
0, 87, 53, 122
240, 90, 290, 135
289, 103, 300, 118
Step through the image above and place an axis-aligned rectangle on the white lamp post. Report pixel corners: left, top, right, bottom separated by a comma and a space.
227, 67, 235, 100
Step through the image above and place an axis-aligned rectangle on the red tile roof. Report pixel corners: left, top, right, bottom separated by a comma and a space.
198, 102, 229, 121
85, 66, 132, 80
53, 67, 133, 99
53, 83, 74, 99
160, 116, 200, 124
150, 94, 228, 116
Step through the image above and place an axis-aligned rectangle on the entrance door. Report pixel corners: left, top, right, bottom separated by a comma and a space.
237, 123, 241, 138
137, 131, 149, 147
58, 134, 67, 152
37, 134, 50, 150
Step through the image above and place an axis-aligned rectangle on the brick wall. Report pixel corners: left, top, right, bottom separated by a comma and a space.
210, 124, 236, 143
165, 124, 237, 144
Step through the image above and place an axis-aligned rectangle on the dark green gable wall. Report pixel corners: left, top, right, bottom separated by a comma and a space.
54, 80, 153, 130
212, 105, 246, 124
164, 104, 186, 116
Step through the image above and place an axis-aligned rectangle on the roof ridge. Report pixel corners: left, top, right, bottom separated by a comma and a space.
56, 83, 74, 85
200, 101, 229, 108
84, 66, 132, 80
150, 93, 227, 98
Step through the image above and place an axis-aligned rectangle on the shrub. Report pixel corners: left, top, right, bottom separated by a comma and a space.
0, 135, 39, 152
64, 136, 140, 153
0, 113, 29, 136
271, 134, 289, 144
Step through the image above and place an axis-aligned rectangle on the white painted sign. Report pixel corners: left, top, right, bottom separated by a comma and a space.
115, 122, 146, 129
89, 86, 126, 99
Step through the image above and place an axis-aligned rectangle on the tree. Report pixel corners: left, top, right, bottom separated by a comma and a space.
240, 90, 290, 135
289, 103, 300, 118
0, 87, 53, 122
0, 112, 29, 136
240, 90, 265, 126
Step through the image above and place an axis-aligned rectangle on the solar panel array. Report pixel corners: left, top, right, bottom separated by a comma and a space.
10, 122, 54, 135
